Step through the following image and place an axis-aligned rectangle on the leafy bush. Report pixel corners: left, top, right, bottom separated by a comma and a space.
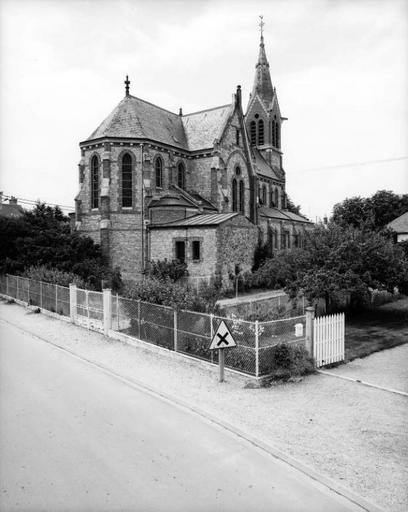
23, 266, 87, 288
262, 343, 315, 379
148, 259, 188, 282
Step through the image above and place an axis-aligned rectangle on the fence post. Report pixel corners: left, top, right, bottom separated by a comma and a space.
6, 275, 9, 296
86, 290, 90, 328
103, 288, 112, 336
305, 306, 315, 359
27, 279, 30, 305
69, 284, 77, 323
16, 276, 19, 301
255, 320, 259, 378
40, 281, 43, 309
173, 309, 178, 352
138, 300, 141, 339
210, 313, 214, 363
55, 284, 58, 313
116, 293, 119, 330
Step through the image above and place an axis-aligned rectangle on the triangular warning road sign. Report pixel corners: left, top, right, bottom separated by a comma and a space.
209, 320, 237, 350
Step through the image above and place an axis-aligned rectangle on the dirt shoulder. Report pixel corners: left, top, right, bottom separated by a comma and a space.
1, 301, 407, 512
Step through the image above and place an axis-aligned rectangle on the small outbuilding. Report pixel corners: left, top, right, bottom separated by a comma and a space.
387, 212, 408, 242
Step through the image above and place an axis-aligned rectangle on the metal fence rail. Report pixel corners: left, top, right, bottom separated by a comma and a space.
0, 274, 311, 377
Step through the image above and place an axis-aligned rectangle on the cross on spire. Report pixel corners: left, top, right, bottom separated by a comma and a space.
259, 15, 265, 39
124, 75, 130, 96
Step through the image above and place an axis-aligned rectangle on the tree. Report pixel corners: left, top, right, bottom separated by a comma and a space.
286, 195, 302, 215
332, 190, 408, 231
0, 202, 121, 290
253, 223, 408, 312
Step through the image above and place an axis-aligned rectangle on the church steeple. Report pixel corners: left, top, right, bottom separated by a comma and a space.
251, 16, 274, 105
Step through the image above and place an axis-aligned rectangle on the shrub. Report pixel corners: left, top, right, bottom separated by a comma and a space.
262, 343, 315, 379
148, 259, 188, 282
23, 266, 87, 288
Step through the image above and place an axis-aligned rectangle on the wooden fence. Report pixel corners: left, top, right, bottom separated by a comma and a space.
313, 313, 345, 367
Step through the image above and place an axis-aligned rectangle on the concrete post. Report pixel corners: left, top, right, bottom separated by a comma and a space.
69, 284, 77, 323
173, 309, 178, 352
255, 320, 260, 378
305, 306, 315, 358
103, 288, 112, 336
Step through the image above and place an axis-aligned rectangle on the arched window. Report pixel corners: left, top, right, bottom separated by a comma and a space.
261, 185, 267, 205
272, 120, 276, 147
275, 188, 279, 209
91, 155, 99, 209
269, 188, 274, 208
232, 178, 238, 212
276, 123, 280, 148
258, 119, 264, 145
155, 157, 163, 189
177, 162, 185, 189
250, 121, 256, 145
239, 180, 245, 214
121, 153, 132, 207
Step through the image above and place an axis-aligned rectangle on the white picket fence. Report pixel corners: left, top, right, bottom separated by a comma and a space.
313, 313, 345, 367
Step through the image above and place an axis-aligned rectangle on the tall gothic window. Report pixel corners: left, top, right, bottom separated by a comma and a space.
272, 120, 276, 147
232, 178, 238, 212
269, 188, 274, 208
258, 119, 264, 145
155, 157, 163, 188
250, 121, 256, 145
121, 153, 132, 207
261, 185, 267, 205
276, 123, 280, 148
177, 162, 185, 189
91, 155, 99, 209
239, 180, 245, 214
275, 188, 279, 208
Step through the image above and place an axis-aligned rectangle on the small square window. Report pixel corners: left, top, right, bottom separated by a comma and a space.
192, 240, 201, 261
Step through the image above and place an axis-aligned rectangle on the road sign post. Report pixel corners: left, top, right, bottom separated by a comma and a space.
209, 320, 236, 383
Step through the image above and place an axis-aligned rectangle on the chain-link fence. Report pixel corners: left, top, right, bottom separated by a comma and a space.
1, 274, 307, 377
0, 275, 71, 317
257, 315, 306, 376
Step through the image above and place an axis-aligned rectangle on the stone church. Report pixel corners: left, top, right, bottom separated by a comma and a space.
74, 30, 311, 285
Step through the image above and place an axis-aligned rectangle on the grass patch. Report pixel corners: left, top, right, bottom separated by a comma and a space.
345, 296, 408, 361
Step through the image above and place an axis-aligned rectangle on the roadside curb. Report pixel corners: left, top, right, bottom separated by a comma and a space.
317, 369, 408, 397
1, 314, 385, 512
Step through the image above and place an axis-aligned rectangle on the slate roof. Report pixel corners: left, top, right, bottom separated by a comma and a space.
85, 95, 188, 149
387, 211, 408, 233
253, 148, 282, 181
84, 95, 233, 152
0, 203, 24, 218
150, 212, 239, 228
260, 207, 312, 224
182, 105, 232, 151
149, 193, 195, 209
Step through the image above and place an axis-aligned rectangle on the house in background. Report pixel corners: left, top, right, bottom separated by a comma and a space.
0, 193, 24, 219
74, 28, 312, 285
387, 212, 408, 243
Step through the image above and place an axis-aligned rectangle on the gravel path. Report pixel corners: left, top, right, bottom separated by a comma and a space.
1, 301, 407, 512
325, 345, 408, 393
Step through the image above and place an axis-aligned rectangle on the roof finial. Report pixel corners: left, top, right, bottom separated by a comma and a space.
259, 15, 265, 42
124, 75, 130, 96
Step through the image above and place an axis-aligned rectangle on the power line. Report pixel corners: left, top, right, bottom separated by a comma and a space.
292, 156, 408, 174
2, 194, 75, 212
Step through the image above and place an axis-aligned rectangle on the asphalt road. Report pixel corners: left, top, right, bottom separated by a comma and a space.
0, 319, 364, 512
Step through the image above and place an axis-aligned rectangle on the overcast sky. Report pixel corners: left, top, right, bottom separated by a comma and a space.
1, 0, 407, 220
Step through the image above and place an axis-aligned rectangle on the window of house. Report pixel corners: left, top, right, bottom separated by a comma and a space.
177, 162, 185, 189
192, 240, 201, 261
261, 184, 267, 205
175, 241, 185, 263
250, 121, 256, 145
91, 155, 99, 209
236, 128, 240, 146
272, 120, 276, 147
294, 233, 300, 248
232, 178, 238, 212
269, 188, 274, 208
155, 157, 163, 189
235, 166, 241, 176
258, 119, 264, 145
121, 153, 132, 207
275, 188, 279, 208
276, 123, 280, 148
239, 180, 245, 214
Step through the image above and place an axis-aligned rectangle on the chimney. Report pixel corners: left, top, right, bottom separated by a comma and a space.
9, 196, 17, 205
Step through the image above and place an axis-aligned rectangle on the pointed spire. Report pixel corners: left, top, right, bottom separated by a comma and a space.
251, 16, 274, 104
